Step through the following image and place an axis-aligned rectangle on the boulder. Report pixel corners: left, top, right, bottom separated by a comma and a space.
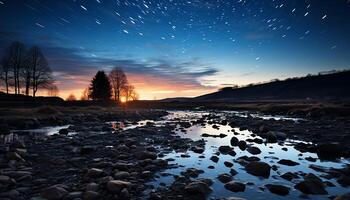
134, 151, 157, 160
41, 185, 68, 200
294, 173, 328, 195
277, 159, 300, 166
107, 180, 132, 194
230, 137, 239, 146
247, 146, 261, 155
245, 161, 271, 178
210, 155, 219, 163
219, 146, 234, 154
265, 184, 290, 196
217, 173, 232, 183
224, 181, 246, 192
185, 181, 212, 196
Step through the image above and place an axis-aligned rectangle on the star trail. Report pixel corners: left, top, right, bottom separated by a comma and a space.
0, 0, 350, 99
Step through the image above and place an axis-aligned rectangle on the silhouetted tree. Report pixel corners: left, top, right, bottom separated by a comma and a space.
0, 56, 10, 93
5, 41, 26, 94
124, 84, 139, 101
66, 94, 77, 101
89, 71, 112, 101
109, 67, 127, 102
47, 85, 59, 97
28, 46, 53, 97
80, 88, 89, 100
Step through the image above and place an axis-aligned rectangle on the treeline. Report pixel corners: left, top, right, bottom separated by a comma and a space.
0, 41, 56, 97
68, 67, 139, 103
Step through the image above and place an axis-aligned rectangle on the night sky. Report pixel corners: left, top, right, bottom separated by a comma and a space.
1, 0, 350, 99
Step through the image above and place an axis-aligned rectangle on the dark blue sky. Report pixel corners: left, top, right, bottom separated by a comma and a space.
1, 0, 350, 99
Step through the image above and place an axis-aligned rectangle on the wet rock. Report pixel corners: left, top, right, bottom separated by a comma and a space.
181, 168, 204, 178
86, 183, 99, 191
316, 143, 344, 160
224, 181, 246, 192
281, 172, 299, 181
107, 180, 131, 194
80, 145, 96, 154
224, 161, 234, 168
191, 146, 205, 154
230, 137, 239, 146
259, 125, 269, 133
230, 169, 238, 176
265, 184, 290, 196
219, 146, 233, 154
245, 161, 271, 178
294, 173, 328, 195
334, 193, 350, 200
277, 159, 300, 166
238, 141, 247, 150
337, 175, 350, 187
134, 151, 157, 160
225, 197, 246, 200
210, 156, 219, 163
247, 146, 261, 155
41, 185, 68, 200
83, 191, 100, 200
85, 168, 104, 180
116, 144, 129, 152
114, 171, 130, 179
185, 181, 212, 197
66, 191, 83, 199
58, 128, 68, 135
305, 156, 317, 162
217, 173, 232, 183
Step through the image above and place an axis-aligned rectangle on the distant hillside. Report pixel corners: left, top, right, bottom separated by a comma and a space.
194, 70, 350, 102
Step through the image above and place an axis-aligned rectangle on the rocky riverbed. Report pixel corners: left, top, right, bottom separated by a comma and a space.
0, 110, 349, 200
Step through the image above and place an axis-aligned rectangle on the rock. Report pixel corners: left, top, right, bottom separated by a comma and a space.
238, 141, 247, 150
83, 191, 100, 200
116, 144, 129, 152
120, 188, 130, 199
277, 159, 300, 166
337, 175, 350, 186
181, 168, 204, 178
185, 181, 212, 196
294, 173, 328, 195
334, 193, 350, 200
219, 146, 233, 154
191, 146, 205, 154
107, 180, 132, 194
225, 197, 246, 200
6, 152, 24, 162
230, 137, 239, 146
86, 183, 99, 191
80, 146, 96, 154
85, 168, 104, 179
134, 151, 157, 160
58, 128, 68, 135
281, 172, 299, 181
316, 143, 344, 160
217, 173, 232, 183
230, 169, 238, 176
114, 171, 130, 179
224, 181, 246, 192
66, 191, 82, 199
245, 161, 271, 178
265, 184, 290, 196
305, 156, 317, 162
247, 146, 261, 155
224, 161, 234, 168
210, 155, 219, 163
41, 185, 68, 200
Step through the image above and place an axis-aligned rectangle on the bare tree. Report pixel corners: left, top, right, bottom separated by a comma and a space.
0, 56, 11, 93
47, 84, 59, 97
27, 46, 53, 97
5, 42, 26, 94
108, 67, 128, 102
124, 84, 139, 101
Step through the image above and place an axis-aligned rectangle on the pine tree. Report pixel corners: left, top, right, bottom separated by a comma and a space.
89, 71, 112, 101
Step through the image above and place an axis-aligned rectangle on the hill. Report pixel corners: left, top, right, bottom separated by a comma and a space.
194, 70, 350, 102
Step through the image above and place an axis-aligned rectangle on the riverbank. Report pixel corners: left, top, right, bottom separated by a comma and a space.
1, 108, 349, 199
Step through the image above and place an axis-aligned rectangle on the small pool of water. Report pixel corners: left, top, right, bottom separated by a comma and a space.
148, 111, 349, 199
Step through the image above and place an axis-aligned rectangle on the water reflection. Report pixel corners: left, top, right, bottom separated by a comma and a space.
149, 111, 349, 200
